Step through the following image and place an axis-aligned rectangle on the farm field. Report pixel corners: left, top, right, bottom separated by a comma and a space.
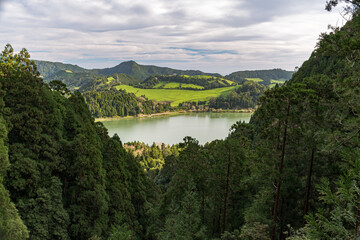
115, 85, 238, 106
270, 79, 287, 84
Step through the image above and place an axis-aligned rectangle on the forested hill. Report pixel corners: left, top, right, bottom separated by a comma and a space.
35, 60, 222, 83
44, 70, 142, 92
34, 60, 88, 78
94, 60, 222, 80
225, 68, 293, 84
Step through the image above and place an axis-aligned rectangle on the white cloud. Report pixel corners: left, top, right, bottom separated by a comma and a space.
0, 0, 345, 74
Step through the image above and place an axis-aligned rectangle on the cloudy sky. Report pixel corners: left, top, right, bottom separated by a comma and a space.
0, 0, 347, 74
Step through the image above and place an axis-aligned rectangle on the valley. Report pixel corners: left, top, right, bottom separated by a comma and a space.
35, 60, 292, 119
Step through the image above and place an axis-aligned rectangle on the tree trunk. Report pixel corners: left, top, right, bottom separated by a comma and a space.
302, 148, 315, 226
303, 100, 319, 226
202, 189, 205, 224
222, 146, 231, 233
271, 101, 290, 240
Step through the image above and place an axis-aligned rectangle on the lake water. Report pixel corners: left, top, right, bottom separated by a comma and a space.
101, 112, 252, 145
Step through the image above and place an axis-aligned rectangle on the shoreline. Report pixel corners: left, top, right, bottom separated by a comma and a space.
95, 109, 254, 122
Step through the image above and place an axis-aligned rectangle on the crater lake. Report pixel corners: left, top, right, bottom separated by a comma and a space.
100, 112, 252, 145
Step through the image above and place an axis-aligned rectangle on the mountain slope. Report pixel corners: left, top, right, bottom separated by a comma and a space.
94, 60, 222, 80
34, 60, 88, 78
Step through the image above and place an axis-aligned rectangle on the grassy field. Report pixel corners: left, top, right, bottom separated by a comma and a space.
153, 81, 205, 90
115, 85, 238, 106
181, 83, 204, 89
245, 78, 263, 82
163, 82, 181, 88
270, 79, 287, 84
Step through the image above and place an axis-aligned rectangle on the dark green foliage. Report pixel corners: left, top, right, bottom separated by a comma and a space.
209, 81, 267, 109
159, 184, 206, 240
48, 80, 71, 96
0, 71, 28, 239
225, 69, 293, 85
2, 45, 156, 240
83, 89, 172, 118
155, 134, 254, 239
62, 92, 109, 239
124, 142, 179, 180
16, 177, 70, 240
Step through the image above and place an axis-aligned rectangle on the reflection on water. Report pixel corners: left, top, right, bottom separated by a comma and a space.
101, 112, 252, 145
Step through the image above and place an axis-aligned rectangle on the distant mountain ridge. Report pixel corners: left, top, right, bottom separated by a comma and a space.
34, 60, 88, 78
94, 60, 222, 80
34, 60, 222, 81
34, 60, 293, 91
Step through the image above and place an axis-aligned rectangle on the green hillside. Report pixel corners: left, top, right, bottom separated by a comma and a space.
141, 74, 236, 90
226, 68, 293, 85
34, 60, 88, 78
95, 60, 222, 80
44, 70, 142, 92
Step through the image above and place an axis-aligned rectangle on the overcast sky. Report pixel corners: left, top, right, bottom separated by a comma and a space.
0, 0, 347, 75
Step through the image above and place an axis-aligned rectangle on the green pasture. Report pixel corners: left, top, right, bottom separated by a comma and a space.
245, 78, 263, 82
181, 83, 204, 89
270, 79, 287, 84
115, 85, 238, 106
163, 82, 181, 88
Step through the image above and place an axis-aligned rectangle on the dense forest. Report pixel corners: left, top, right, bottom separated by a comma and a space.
208, 81, 267, 109
0, 46, 158, 240
2, 1, 360, 240
83, 89, 172, 118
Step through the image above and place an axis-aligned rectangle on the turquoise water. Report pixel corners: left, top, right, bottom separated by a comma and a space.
101, 112, 252, 145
